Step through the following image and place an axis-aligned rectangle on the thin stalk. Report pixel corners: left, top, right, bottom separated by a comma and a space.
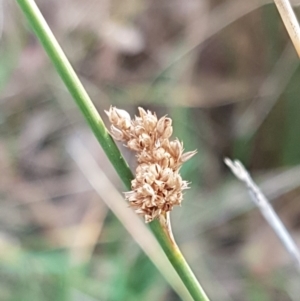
225, 158, 300, 271
16, 0, 210, 300
151, 220, 210, 301
273, 0, 300, 57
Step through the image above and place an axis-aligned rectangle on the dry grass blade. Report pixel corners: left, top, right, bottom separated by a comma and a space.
225, 158, 300, 272
67, 137, 193, 301
274, 0, 300, 57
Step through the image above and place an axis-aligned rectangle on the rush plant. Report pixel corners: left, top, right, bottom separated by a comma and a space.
16, 0, 210, 300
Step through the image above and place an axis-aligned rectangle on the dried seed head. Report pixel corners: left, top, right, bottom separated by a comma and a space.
124, 162, 190, 222
105, 106, 197, 222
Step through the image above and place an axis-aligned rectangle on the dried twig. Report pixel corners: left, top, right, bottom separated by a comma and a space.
224, 158, 300, 271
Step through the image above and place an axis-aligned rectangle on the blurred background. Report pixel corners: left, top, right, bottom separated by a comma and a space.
1, 0, 300, 300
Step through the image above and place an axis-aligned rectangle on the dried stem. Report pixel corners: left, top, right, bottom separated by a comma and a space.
273, 0, 300, 57
16, 0, 210, 300
225, 158, 300, 271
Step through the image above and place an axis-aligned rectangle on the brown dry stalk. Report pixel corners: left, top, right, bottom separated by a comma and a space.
105, 106, 196, 223
273, 0, 300, 57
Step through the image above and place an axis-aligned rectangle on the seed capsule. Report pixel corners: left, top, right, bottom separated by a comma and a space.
110, 125, 124, 140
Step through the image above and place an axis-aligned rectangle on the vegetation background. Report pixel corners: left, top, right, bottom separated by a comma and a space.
1, 0, 300, 300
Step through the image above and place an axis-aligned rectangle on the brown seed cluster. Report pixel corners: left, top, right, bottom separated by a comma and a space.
105, 106, 196, 223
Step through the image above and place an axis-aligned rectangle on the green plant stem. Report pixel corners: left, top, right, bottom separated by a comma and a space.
17, 0, 133, 187
150, 221, 209, 301
16, 1, 210, 300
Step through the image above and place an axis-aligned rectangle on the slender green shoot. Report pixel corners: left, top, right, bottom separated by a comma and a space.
16, 0, 210, 300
